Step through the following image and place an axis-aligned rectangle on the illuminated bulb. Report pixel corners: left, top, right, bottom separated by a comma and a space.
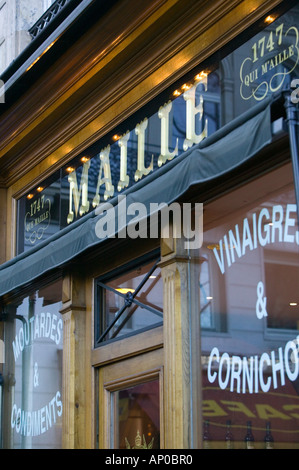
206, 296, 213, 300
113, 134, 120, 141
81, 156, 89, 163
195, 71, 208, 81
66, 166, 75, 173
115, 288, 135, 294
173, 90, 181, 97
264, 15, 275, 24
36, 186, 43, 192
27, 193, 34, 200
290, 302, 298, 306
207, 244, 219, 250
181, 83, 191, 91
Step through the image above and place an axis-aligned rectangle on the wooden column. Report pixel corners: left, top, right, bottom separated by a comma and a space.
60, 271, 88, 449
160, 222, 202, 448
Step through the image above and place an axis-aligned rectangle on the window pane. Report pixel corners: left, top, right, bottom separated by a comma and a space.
3, 280, 63, 449
98, 260, 163, 343
200, 163, 299, 449
114, 380, 160, 449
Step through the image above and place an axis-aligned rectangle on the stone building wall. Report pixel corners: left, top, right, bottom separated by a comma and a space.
0, 0, 53, 74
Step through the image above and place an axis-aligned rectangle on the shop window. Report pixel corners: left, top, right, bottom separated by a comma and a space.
95, 258, 163, 345
265, 252, 299, 330
199, 162, 299, 449
199, 251, 227, 332
1, 279, 63, 449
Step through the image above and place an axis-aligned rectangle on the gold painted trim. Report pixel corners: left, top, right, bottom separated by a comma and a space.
4, 0, 284, 198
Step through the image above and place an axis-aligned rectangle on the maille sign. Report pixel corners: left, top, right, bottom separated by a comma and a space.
17, 5, 299, 254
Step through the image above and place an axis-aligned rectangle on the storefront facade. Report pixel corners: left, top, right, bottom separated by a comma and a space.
0, 0, 298, 449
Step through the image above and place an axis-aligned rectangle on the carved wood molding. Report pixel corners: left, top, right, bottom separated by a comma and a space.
0, 0, 283, 190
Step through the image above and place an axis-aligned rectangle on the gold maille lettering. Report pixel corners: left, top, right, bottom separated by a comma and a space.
117, 131, 130, 191
92, 146, 115, 207
65, 73, 211, 223
157, 101, 178, 167
134, 118, 153, 181
183, 81, 208, 151
67, 160, 90, 224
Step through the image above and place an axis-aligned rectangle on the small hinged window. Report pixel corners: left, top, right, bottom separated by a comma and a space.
95, 257, 163, 345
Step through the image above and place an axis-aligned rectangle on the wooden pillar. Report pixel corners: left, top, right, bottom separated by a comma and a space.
60, 271, 87, 449
160, 221, 202, 448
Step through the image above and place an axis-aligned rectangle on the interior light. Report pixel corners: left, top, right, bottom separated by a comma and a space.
66, 166, 75, 173
36, 186, 44, 192
195, 71, 208, 81
149, 275, 157, 279
27, 193, 34, 200
81, 156, 89, 163
206, 296, 213, 300
264, 15, 275, 24
113, 134, 120, 141
116, 288, 135, 294
173, 90, 181, 97
207, 244, 219, 250
290, 302, 298, 306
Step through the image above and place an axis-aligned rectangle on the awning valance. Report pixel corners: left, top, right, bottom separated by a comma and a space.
0, 97, 273, 298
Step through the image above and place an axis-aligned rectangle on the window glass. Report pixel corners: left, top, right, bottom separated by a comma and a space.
2, 280, 63, 449
113, 380, 160, 449
200, 163, 299, 449
96, 260, 163, 344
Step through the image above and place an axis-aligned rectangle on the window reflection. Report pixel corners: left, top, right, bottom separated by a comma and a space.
200, 163, 299, 448
96, 259, 163, 343
3, 280, 63, 449
114, 380, 160, 449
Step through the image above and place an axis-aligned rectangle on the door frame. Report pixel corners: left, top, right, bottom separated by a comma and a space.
95, 329, 164, 449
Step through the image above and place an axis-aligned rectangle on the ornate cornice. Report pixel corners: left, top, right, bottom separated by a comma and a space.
0, 0, 285, 192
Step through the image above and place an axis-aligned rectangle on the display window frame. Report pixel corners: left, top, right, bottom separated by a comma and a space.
198, 160, 299, 449
94, 250, 162, 348
0, 275, 64, 449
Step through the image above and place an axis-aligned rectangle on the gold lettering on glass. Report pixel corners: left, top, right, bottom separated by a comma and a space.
134, 118, 154, 182
93, 146, 115, 207
183, 81, 208, 151
117, 131, 130, 191
67, 159, 90, 224
157, 101, 178, 167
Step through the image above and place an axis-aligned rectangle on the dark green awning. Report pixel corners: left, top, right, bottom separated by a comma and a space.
0, 97, 273, 297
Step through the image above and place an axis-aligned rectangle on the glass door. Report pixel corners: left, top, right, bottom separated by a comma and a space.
98, 349, 163, 449
113, 379, 160, 449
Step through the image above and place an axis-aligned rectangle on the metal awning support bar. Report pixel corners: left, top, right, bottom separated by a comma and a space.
97, 260, 162, 343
